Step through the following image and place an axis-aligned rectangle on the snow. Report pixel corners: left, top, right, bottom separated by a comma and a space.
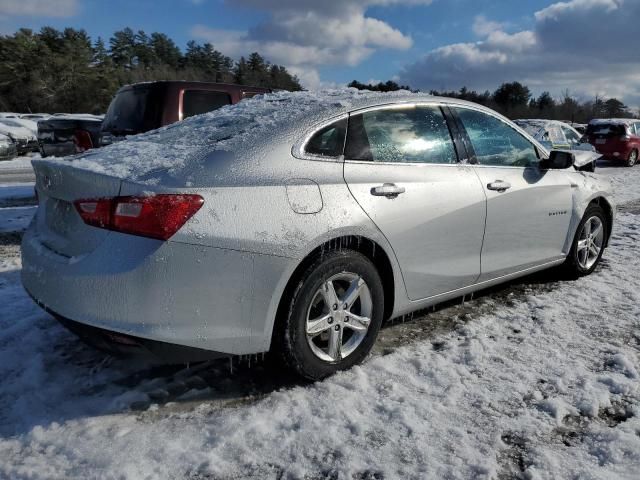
589, 118, 637, 126
1, 147, 640, 478
0, 155, 38, 171
0, 184, 34, 201
0, 206, 36, 233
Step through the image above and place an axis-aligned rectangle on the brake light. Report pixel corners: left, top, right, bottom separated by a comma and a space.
73, 129, 94, 152
74, 194, 204, 240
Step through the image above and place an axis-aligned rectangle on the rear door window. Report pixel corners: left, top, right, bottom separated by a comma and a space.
454, 108, 539, 167
345, 106, 457, 164
182, 90, 232, 119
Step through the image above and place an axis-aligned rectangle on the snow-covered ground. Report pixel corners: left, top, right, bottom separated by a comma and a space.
0, 164, 639, 479
0, 155, 35, 171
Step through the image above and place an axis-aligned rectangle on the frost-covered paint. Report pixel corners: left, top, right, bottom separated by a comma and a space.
21, 90, 615, 357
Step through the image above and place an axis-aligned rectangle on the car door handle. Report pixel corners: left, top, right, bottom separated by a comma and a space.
371, 183, 406, 198
487, 180, 511, 192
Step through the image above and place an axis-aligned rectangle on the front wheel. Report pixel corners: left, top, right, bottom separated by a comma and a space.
276, 249, 384, 380
563, 205, 607, 277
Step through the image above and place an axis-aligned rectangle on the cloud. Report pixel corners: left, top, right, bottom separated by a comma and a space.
0, 0, 78, 17
472, 15, 504, 37
192, 0, 431, 88
400, 0, 640, 106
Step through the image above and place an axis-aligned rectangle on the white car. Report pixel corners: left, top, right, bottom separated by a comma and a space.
0, 119, 38, 154
22, 91, 615, 379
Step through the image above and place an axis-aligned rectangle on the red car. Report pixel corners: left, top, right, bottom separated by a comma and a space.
100, 81, 271, 146
586, 119, 640, 167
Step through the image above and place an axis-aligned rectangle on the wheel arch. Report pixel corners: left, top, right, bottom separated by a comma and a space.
589, 196, 614, 247
269, 235, 397, 351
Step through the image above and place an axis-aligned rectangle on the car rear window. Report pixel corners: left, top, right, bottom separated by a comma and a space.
587, 123, 627, 137
102, 87, 163, 135
182, 90, 231, 119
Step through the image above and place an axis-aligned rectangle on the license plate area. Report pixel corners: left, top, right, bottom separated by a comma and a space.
596, 138, 606, 145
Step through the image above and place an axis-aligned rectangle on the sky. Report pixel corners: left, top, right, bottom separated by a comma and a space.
1, 0, 639, 107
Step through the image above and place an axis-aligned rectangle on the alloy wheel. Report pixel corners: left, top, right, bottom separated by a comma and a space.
576, 216, 604, 270
305, 272, 373, 363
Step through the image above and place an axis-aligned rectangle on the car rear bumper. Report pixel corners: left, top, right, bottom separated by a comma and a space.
21, 225, 292, 357
594, 144, 634, 159
30, 295, 228, 363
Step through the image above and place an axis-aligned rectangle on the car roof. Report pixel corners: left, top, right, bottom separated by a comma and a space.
589, 118, 637, 125
57, 89, 523, 183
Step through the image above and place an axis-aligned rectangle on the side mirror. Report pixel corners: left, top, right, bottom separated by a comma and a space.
540, 150, 575, 170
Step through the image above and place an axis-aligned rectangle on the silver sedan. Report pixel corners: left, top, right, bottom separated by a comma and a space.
22, 92, 615, 380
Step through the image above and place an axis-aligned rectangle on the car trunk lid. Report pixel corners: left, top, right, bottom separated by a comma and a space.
32, 160, 122, 258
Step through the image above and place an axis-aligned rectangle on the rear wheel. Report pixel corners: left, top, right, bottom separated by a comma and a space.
626, 149, 638, 167
276, 249, 384, 380
563, 205, 607, 277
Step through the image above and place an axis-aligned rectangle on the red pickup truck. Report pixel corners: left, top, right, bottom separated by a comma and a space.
99, 81, 271, 146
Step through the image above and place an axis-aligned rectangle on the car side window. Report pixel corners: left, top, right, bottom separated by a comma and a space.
454, 108, 539, 167
305, 119, 347, 157
344, 106, 457, 164
634, 122, 640, 136
182, 90, 232, 119
562, 126, 581, 145
547, 125, 568, 146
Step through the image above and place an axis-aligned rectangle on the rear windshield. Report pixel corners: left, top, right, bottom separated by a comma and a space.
102, 87, 163, 135
587, 123, 627, 137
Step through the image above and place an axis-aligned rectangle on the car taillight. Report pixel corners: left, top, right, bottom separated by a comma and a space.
74, 194, 204, 240
73, 129, 94, 152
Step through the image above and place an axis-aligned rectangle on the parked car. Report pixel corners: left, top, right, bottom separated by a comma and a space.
0, 133, 18, 160
0, 118, 38, 154
99, 81, 271, 145
514, 119, 598, 171
20, 113, 50, 121
22, 92, 614, 380
586, 118, 640, 167
37, 114, 104, 157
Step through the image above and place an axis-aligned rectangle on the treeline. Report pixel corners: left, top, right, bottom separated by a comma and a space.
0, 27, 302, 114
350, 80, 639, 123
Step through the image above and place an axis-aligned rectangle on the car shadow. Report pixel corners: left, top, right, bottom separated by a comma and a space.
0, 258, 610, 439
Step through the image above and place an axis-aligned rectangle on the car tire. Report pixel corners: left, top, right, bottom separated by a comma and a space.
276, 249, 384, 381
626, 149, 638, 167
563, 204, 607, 277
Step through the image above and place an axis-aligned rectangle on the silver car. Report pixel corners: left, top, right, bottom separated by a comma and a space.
22, 92, 615, 380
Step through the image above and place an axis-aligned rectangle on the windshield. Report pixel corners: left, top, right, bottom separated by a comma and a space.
101, 87, 163, 135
